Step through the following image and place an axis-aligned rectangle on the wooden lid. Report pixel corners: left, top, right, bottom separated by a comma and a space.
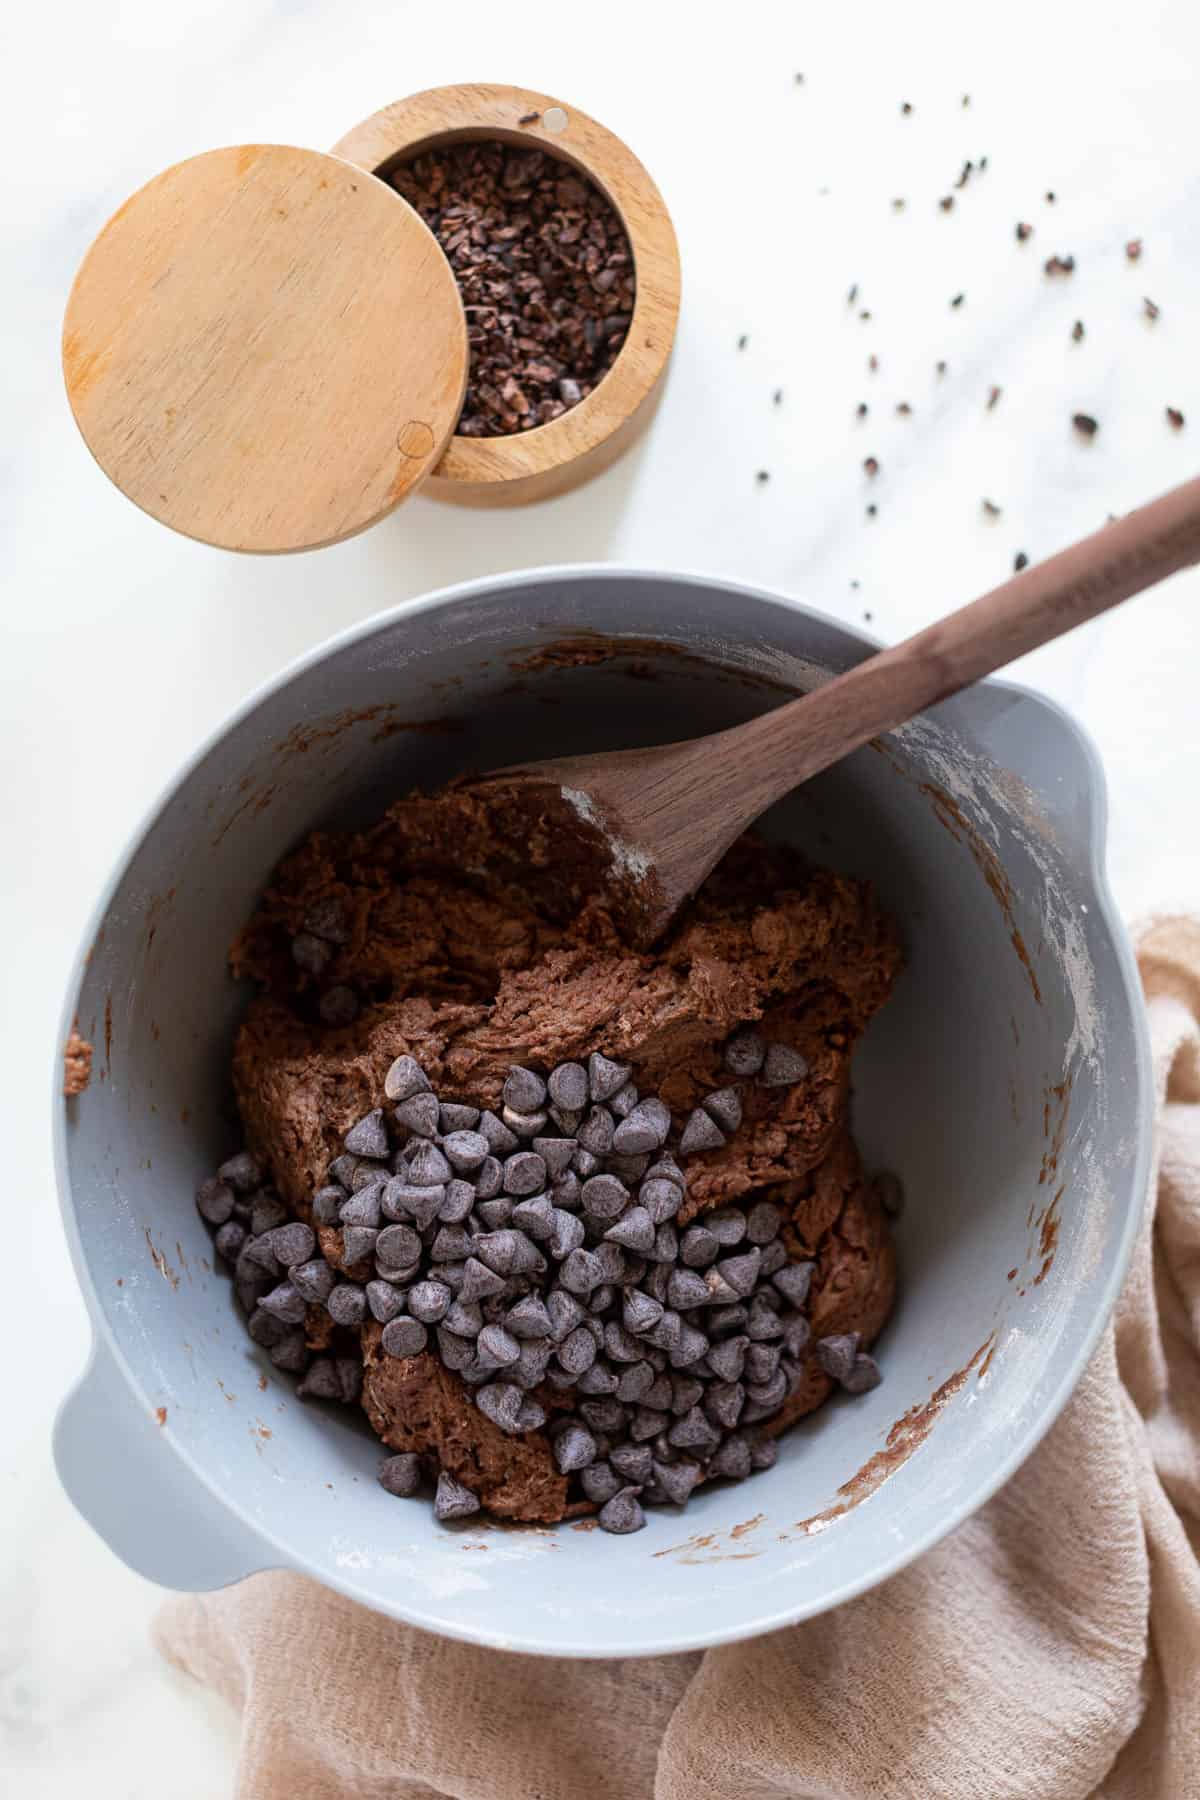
63, 145, 469, 553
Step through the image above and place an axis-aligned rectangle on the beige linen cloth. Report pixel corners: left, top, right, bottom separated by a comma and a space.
155, 918, 1200, 1800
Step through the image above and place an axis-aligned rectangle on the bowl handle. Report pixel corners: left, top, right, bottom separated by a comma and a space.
54, 1339, 282, 1591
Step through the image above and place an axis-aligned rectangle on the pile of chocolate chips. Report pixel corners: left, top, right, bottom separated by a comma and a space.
389, 140, 635, 437
197, 1037, 883, 1535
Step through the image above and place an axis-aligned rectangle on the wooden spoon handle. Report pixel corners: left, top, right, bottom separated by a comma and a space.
718, 470, 1200, 821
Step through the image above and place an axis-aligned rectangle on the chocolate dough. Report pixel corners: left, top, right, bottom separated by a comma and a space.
231, 783, 902, 1521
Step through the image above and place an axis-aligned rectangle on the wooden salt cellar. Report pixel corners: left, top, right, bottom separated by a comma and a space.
333, 84, 682, 507
61, 84, 680, 552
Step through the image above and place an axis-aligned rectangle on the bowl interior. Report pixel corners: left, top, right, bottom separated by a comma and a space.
58, 570, 1146, 1656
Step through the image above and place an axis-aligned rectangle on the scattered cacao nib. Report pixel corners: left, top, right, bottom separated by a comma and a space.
1071, 319, 1085, 342
738, 334, 749, 350
866, 503, 878, 517
390, 140, 635, 438
1125, 238, 1143, 262
859, 309, 873, 320
901, 101, 913, 115
950, 292, 965, 308
955, 161, 974, 189
1016, 221, 1033, 242
863, 456, 880, 477
939, 196, 955, 212
847, 284, 859, 305
856, 402, 869, 418
773, 388, 783, 406
863, 608, 874, 620
868, 354, 879, 372
1014, 551, 1029, 571
1045, 190, 1057, 203
1167, 407, 1185, 430
1044, 254, 1075, 276
795, 72, 805, 84
518, 111, 541, 126
1143, 297, 1160, 321
982, 498, 1002, 517
962, 94, 971, 107
755, 470, 770, 485
935, 360, 947, 377
979, 156, 989, 171
896, 402, 912, 416
891, 197, 907, 212
987, 385, 1002, 410
1072, 412, 1099, 439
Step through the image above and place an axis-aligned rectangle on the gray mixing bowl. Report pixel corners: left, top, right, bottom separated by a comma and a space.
53, 567, 1151, 1657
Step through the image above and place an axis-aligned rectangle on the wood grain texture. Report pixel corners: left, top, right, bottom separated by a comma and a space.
505, 473, 1200, 938
63, 145, 468, 553
332, 84, 681, 506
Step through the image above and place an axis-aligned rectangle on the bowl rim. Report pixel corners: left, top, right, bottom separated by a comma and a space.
52, 562, 1154, 1657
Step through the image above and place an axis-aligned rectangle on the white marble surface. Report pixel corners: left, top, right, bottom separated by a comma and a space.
4, 0, 1200, 1789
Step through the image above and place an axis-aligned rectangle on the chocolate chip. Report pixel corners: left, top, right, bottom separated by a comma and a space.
715, 1249, 761, 1298
478, 1110, 519, 1156
506, 1293, 553, 1339
670, 1323, 710, 1368
548, 1062, 589, 1111
503, 1066, 547, 1113
706, 1334, 747, 1382
503, 1105, 547, 1139
382, 1317, 429, 1359
573, 1148, 600, 1180
655, 1459, 701, 1505
377, 1223, 421, 1269
745, 1202, 782, 1245
366, 1279, 405, 1323
407, 1142, 452, 1187
612, 1099, 671, 1156
747, 1294, 785, 1341
288, 1259, 332, 1306
816, 1333, 860, 1382
344, 1110, 389, 1159
379, 1452, 422, 1496
549, 1208, 586, 1260
196, 1177, 235, 1225
437, 1326, 475, 1371
762, 1043, 808, 1086
261, 1280, 306, 1325
843, 1353, 882, 1394
549, 1104, 583, 1136
598, 1488, 646, 1534
580, 1173, 629, 1220
650, 1223, 679, 1265
434, 1472, 480, 1520
313, 1183, 347, 1225
250, 1192, 288, 1237
588, 1053, 632, 1101
668, 1405, 721, 1453
679, 1109, 725, 1155
772, 1261, 814, 1308
477, 1323, 521, 1369
604, 1206, 655, 1254
710, 1435, 752, 1480
609, 1082, 639, 1120
704, 1380, 745, 1430
439, 1179, 477, 1224
269, 1330, 309, 1373
640, 1178, 684, 1224
783, 1315, 812, 1359
503, 1150, 547, 1195
475, 1381, 526, 1434
340, 1186, 382, 1229
745, 1367, 788, 1412
459, 1257, 507, 1303
575, 1359, 618, 1395
510, 1196, 554, 1243
440, 1130, 489, 1173
292, 932, 331, 975
326, 1283, 367, 1328
382, 1056, 428, 1103
341, 1225, 379, 1265
297, 1357, 341, 1400
547, 1288, 586, 1340
319, 986, 359, 1027
577, 1105, 615, 1156
724, 1030, 766, 1077
1073, 412, 1099, 439
558, 1325, 598, 1376
614, 1360, 653, 1402
553, 1422, 598, 1472
394, 1094, 440, 1137
746, 1342, 782, 1386
408, 1279, 452, 1323
581, 1461, 623, 1504
702, 1088, 743, 1134
611, 1442, 654, 1484
214, 1220, 247, 1262
667, 1268, 711, 1311
533, 1136, 576, 1178
680, 1225, 719, 1268
622, 1290, 664, 1336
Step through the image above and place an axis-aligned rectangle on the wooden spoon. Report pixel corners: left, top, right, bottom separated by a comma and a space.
498, 474, 1200, 943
